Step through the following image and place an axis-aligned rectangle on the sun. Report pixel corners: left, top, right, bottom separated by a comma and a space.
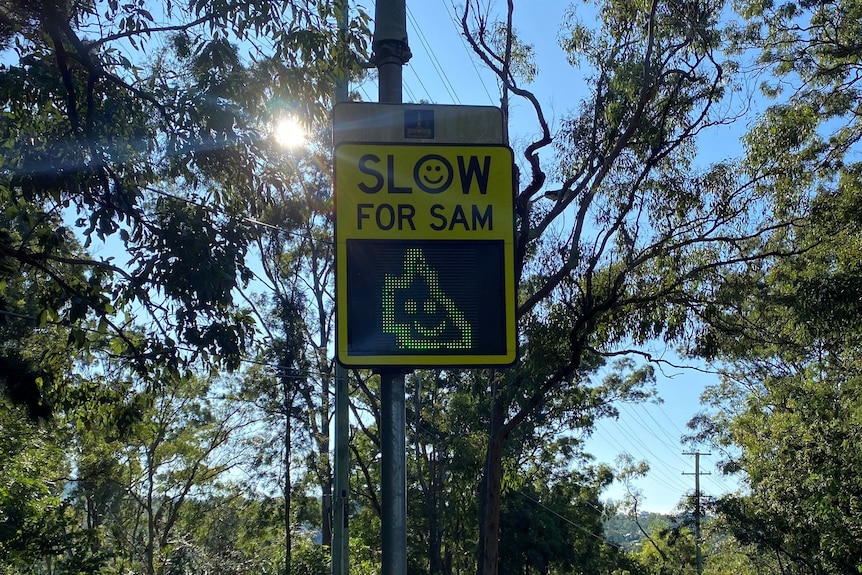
273, 117, 306, 149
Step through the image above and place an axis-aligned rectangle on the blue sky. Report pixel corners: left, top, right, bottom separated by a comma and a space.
351, 0, 747, 514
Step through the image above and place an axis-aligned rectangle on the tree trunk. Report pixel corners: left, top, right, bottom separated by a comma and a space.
317, 384, 333, 549
478, 432, 505, 575
322, 478, 333, 548
145, 450, 156, 575
284, 394, 292, 574
428, 451, 445, 575
478, 382, 507, 575
415, 375, 446, 575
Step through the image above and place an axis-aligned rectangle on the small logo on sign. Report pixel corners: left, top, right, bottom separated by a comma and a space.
404, 109, 435, 139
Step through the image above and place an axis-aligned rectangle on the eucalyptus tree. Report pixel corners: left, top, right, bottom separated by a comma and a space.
83, 372, 253, 575
0, 6, 371, 575
457, 0, 809, 573
404, 369, 489, 575
0, 0, 368, 413
347, 360, 647, 575
0, 400, 90, 574
243, 128, 341, 555
240, 293, 311, 571
632, 524, 698, 575
687, 165, 862, 573
680, 0, 862, 571
496, 462, 620, 575
0, 189, 85, 419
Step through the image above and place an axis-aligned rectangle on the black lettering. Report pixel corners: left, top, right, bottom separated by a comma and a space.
457, 155, 492, 194
388, 155, 412, 194
398, 204, 416, 230
357, 203, 374, 229
358, 155, 384, 194
473, 205, 492, 230
376, 204, 395, 230
429, 204, 447, 231
448, 205, 469, 230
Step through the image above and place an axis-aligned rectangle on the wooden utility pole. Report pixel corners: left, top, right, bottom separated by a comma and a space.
683, 451, 711, 575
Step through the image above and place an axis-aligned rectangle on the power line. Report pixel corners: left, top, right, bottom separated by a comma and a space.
612, 415, 691, 492
358, 83, 374, 102
403, 79, 419, 103
144, 185, 324, 243
438, 0, 497, 105
634, 403, 688, 454
516, 490, 623, 550
652, 401, 737, 494
627, 404, 736, 496
593, 421, 690, 497
406, 6, 461, 104
406, 62, 435, 103
0, 308, 338, 392
656, 401, 690, 438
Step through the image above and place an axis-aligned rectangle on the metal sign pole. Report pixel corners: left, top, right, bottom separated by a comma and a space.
334, 9, 514, 575
332, 2, 350, 575
380, 370, 407, 575
372, 3, 411, 575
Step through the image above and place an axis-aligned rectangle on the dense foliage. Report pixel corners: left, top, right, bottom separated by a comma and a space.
685, 0, 862, 573
0, 0, 368, 412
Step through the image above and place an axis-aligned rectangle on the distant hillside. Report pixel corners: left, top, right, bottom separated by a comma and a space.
603, 512, 676, 551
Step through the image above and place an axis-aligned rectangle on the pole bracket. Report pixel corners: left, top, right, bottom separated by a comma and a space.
370, 38, 412, 67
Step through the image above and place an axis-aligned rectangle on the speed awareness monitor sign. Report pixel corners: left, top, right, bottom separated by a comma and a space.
335, 143, 516, 367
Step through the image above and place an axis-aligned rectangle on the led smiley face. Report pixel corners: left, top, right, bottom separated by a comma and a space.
414, 154, 454, 194
404, 298, 447, 339
382, 248, 472, 351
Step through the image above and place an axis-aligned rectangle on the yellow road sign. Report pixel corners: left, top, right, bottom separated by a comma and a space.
335, 143, 516, 367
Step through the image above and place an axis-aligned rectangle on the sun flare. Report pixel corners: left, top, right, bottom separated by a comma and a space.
273, 117, 306, 148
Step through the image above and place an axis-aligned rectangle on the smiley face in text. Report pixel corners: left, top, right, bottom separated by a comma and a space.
414, 154, 453, 193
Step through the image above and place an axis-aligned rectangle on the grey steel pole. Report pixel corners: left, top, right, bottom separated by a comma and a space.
332, 364, 349, 575
332, 3, 350, 575
335, 0, 349, 104
371, 3, 411, 575
372, 0, 411, 104
380, 370, 407, 575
